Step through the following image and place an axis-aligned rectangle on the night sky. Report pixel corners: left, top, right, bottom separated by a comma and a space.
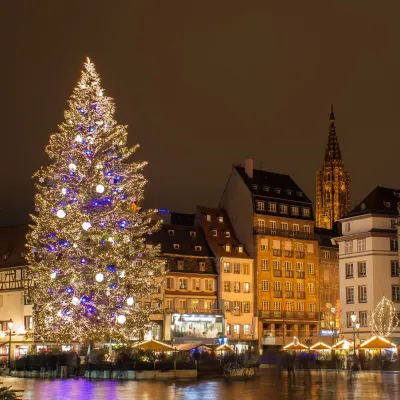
2, 1, 400, 227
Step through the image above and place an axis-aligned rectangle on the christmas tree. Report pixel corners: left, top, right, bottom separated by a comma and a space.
26, 59, 164, 344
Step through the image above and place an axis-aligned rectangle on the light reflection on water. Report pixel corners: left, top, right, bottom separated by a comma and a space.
3, 370, 400, 400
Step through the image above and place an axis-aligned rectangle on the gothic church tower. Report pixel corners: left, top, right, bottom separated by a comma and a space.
316, 106, 350, 229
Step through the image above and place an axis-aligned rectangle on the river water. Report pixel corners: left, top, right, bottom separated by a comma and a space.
3, 370, 400, 399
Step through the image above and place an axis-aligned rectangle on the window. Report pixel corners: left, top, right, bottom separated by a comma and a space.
189, 231, 196, 237
177, 260, 184, 270
308, 283, 314, 294
391, 239, 398, 251
166, 277, 174, 289
357, 239, 366, 252
243, 282, 250, 293
24, 316, 33, 330
297, 302, 305, 312
243, 302, 250, 313
308, 303, 316, 312
391, 260, 400, 277
165, 299, 173, 310
212, 229, 217, 237
304, 225, 311, 234
285, 281, 293, 291
233, 263, 240, 274
226, 324, 231, 335
206, 214, 211, 222
307, 263, 315, 275
262, 301, 270, 311
347, 312, 355, 328
224, 281, 231, 292
346, 287, 354, 304
224, 301, 231, 312
225, 231, 231, 238
302, 208, 311, 217
195, 245, 202, 251
275, 188, 281, 193
359, 311, 368, 327
285, 302, 293, 311
263, 186, 270, 192
273, 260, 281, 270
274, 281, 281, 291
392, 285, 400, 302
233, 324, 240, 335
346, 263, 354, 278
296, 282, 304, 292
270, 221, 276, 234
284, 261, 292, 271
359, 285, 367, 303
358, 261, 367, 277
296, 243, 304, 252
218, 216, 224, 223
233, 282, 240, 293
251, 184, 258, 190
173, 244, 180, 250
273, 301, 282, 311
297, 191, 303, 197
192, 279, 200, 291
260, 239, 269, 250
391, 219, 397, 229
296, 262, 303, 272
291, 206, 299, 216
345, 241, 353, 254
205, 279, 213, 291
168, 229, 175, 235
322, 250, 330, 259
384, 201, 391, 208
262, 280, 269, 291
223, 262, 231, 273
307, 244, 314, 254
280, 204, 288, 214
258, 219, 266, 233
261, 259, 269, 271
225, 244, 231, 252
344, 223, 350, 233
292, 224, 299, 233
281, 222, 289, 232
199, 262, 206, 272
179, 279, 188, 290
243, 264, 250, 274
268, 203, 277, 212
238, 245, 243, 253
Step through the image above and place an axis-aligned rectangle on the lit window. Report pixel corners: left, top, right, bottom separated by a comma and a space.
173, 244, 180, 250
322, 250, 330, 259
225, 244, 231, 252
199, 262, 206, 272
195, 245, 202, 251
224, 281, 231, 292
262, 280, 269, 291
218, 216, 224, 223
238, 245, 243, 253
168, 229, 175, 235
308, 283, 314, 294
243, 302, 251, 313
223, 262, 231, 273
261, 259, 269, 271
233, 282, 240, 293
243, 282, 250, 293
212, 229, 217, 237
307, 263, 315, 275
189, 231, 196, 237
177, 260, 184, 270
206, 214, 211, 222
268, 203, 277, 212
280, 204, 288, 214
258, 219, 266, 233
233, 263, 240, 274
225, 231, 231, 238
262, 301, 269, 311
291, 206, 299, 216
302, 208, 311, 217
257, 201, 265, 211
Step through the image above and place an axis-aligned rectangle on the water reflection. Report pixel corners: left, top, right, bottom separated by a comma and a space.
4, 370, 400, 400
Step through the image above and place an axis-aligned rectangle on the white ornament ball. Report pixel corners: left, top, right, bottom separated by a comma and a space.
96, 184, 105, 193
75, 135, 83, 143
61, 188, 67, 195
69, 163, 77, 172
127, 297, 134, 306
82, 222, 92, 231
72, 297, 80, 305
95, 273, 104, 282
57, 310, 63, 317
57, 210, 66, 219
117, 315, 126, 324
50, 272, 57, 279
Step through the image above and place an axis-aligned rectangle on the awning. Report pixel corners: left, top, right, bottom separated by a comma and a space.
283, 341, 308, 350
310, 342, 332, 351
359, 336, 397, 350
176, 343, 212, 351
216, 344, 234, 352
132, 339, 175, 352
332, 340, 351, 350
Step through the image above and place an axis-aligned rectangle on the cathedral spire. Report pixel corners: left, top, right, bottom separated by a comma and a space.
324, 104, 342, 163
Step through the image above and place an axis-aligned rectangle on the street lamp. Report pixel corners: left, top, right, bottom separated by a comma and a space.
7, 319, 13, 369
351, 313, 358, 364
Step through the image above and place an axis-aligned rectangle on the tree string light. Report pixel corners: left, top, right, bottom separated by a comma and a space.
371, 296, 399, 337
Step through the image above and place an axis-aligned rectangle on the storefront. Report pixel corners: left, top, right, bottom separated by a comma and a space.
170, 313, 223, 344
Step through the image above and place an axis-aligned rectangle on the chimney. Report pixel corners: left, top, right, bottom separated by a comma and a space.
245, 159, 253, 178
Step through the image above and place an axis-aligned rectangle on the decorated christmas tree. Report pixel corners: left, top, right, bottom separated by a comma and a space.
26, 59, 164, 344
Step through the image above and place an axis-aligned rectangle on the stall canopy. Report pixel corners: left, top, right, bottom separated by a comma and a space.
359, 336, 397, 350
310, 342, 332, 351
332, 340, 351, 350
283, 341, 308, 351
176, 343, 212, 351
216, 344, 234, 352
132, 339, 175, 352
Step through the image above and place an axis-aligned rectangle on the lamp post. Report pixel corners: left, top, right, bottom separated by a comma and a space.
351, 313, 357, 364
330, 307, 336, 344
7, 319, 13, 369
330, 321, 334, 344
355, 322, 360, 341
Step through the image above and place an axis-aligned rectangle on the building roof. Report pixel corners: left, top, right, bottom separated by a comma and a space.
0, 225, 29, 269
314, 227, 338, 249
344, 186, 400, 218
195, 206, 252, 259
324, 105, 343, 164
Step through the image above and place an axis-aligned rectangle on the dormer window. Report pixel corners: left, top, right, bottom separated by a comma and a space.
20, 252, 25, 258
173, 244, 180, 249
195, 245, 202, 251
251, 184, 258, 190
225, 244, 231, 252
280, 204, 288, 214
297, 191, 303, 197
199, 262, 206, 272
384, 202, 391, 208
238, 245, 243, 253
168, 229, 175, 235
225, 231, 231, 238
257, 201, 265, 211
286, 190, 292, 195
218, 216, 224, 223
3, 253, 8, 260
394, 192, 400, 198
212, 229, 217, 237
177, 260, 184, 270
189, 231, 196, 238
275, 188, 281, 193
263, 186, 270, 192
206, 214, 211, 222
302, 208, 311, 217
268, 203, 277, 212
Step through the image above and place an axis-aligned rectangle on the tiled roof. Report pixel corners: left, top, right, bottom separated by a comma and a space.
345, 186, 400, 218
196, 206, 251, 259
315, 227, 338, 248
324, 107, 343, 164
0, 225, 29, 269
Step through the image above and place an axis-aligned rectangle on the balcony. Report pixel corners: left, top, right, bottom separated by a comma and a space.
296, 251, 305, 258
285, 291, 294, 298
165, 308, 222, 315
273, 249, 282, 257
296, 271, 305, 279
274, 290, 282, 298
297, 291, 306, 299
273, 269, 282, 277
284, 250, 293, 257
258, 311, 318, 320
254, 227, 314, 240
285, 271, 294, 278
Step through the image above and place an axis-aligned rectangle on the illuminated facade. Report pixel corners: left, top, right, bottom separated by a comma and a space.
220, 160, 320, 349
316, 106, 350, 229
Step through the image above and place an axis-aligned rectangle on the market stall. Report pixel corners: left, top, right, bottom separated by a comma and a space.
310, 342, 332, 368
358, 336, 397, 370
332, 340, 351, 369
